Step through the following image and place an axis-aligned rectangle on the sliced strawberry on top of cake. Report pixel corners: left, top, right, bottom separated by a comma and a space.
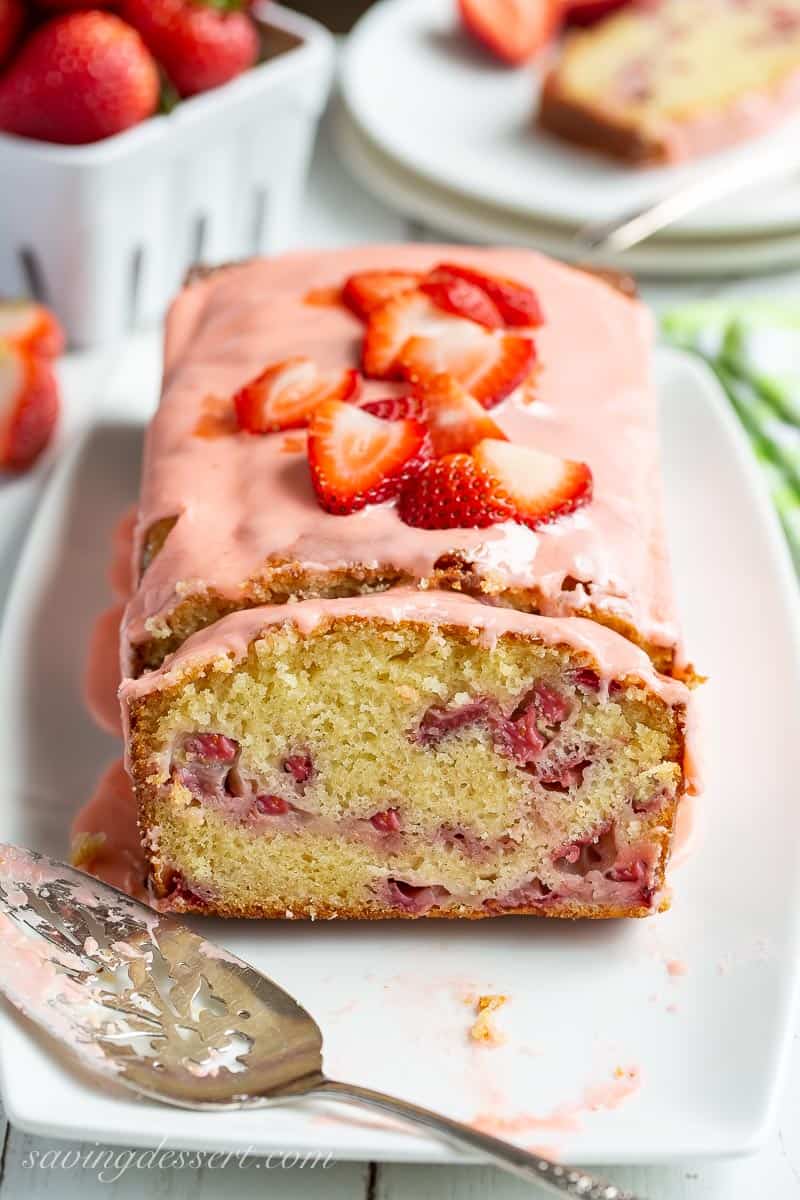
342, 270, 424, 320
415, 374, 507, 456
473, 438, 593, 529
398, 453, 515, 529
234, 356, 360, 433
308, 398, 431, 514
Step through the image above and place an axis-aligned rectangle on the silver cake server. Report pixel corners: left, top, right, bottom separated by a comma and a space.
0, 843, 643, 1199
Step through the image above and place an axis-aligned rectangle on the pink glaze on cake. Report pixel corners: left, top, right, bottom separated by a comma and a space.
122, 245, 682, 671
120, 588, 690, 713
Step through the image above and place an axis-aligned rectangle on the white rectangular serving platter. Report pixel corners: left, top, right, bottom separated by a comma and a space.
0, 344, 799, 1165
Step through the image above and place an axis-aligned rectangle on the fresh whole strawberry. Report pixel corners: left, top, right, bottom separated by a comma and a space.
0, 301, 65, 360
472, 438, 593, 528
398, 453, 514, 530
34, 1, 117, 9
119, 0, 259, 98
307, 399, 430, 515
458, 0, 561, 65
0, 12, 159, 145
0, 343, 59, 471
0, 0, 23, 68
233, 357, 360, 434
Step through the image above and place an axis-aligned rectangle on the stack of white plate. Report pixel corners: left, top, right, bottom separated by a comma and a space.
336, 0, 800, 277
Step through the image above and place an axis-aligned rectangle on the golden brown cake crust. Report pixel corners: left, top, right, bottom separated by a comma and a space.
133, 531, 684, 679
538, 72, 667, 165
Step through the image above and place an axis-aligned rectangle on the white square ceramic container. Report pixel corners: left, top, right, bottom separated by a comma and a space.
0, 3, 335, 347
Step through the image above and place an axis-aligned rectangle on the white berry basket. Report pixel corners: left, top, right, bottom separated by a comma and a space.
0, 3, 335, 347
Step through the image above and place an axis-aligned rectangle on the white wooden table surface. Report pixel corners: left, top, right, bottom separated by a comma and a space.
1, 111, 799, 1199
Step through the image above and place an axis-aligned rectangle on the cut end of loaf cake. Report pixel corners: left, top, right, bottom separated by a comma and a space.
539, 0, 800, 164
125, 608, 687, 921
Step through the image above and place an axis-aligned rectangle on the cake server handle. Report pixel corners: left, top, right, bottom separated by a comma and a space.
313, 1078, 642, 1198
576, 141, 800, 254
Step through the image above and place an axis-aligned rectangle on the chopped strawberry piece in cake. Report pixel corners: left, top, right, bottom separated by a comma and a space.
360, 394, 427, 422
234, 356, 360, 433
308, 399, 431, 515
421, 268, 504, 330
255, 794, 291, 816
432, 263, 545, 328
370, 808, 402, 834
416, 374, 507, 457
183, 733, 239, 762
382, 878, 451, 914
397, 453, 514, 530
472, 438, 593, 528
342, 269, 423, 320
283, 752, 313, 785
399, 329, 536, 410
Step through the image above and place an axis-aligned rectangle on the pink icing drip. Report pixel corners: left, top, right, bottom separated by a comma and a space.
70, 760, 147, 901
83, 603, 125, 737
122, 245, 681, 667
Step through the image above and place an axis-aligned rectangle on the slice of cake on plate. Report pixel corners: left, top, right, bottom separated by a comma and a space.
116, 245, 697, 919
539, 0, 800, 164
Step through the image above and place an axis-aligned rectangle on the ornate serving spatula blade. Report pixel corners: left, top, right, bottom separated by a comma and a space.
0, 843, 642, 1199
0, 843, 324, 1105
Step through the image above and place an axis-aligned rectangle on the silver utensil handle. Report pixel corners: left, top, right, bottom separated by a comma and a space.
577, 142, 800, 254
315, 1078, 641, 1199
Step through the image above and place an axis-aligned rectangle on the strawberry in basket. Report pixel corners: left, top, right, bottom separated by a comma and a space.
0, 10, 160, 144
119, 0, 260, 98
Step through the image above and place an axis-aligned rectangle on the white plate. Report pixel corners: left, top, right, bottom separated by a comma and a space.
341, 0, 800, 238
1, 346, 800, 1164
333, 103, 800, 278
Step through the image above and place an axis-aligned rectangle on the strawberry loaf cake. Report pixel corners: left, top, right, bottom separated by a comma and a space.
118, 245, 696, 920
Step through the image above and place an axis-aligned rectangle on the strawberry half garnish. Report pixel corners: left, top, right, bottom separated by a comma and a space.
398, 452, 514, 530
308, 399, 430, 515
233, 357, 360, 433
421, 268, 503, 330
362, 292, 473, 380
458, 0, 561, 66
0, 343, 59, 471
0, 300, 65, 359
417, 374, 507, 456
342, 270, 424, 320
400, 328, 536, 410
472, 439, 593, 529
563, 0, 633, 27
433, 263, 544, 328
361, 395, 427, 422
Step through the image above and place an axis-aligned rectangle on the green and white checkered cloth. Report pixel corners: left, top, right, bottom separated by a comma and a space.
662, 301, 800, 574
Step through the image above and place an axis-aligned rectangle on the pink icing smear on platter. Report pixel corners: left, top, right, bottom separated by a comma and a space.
70, 760, 148, 902
123, 244, 682, 666
84, 603, 125, 737
473, 1065, 641, 1141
